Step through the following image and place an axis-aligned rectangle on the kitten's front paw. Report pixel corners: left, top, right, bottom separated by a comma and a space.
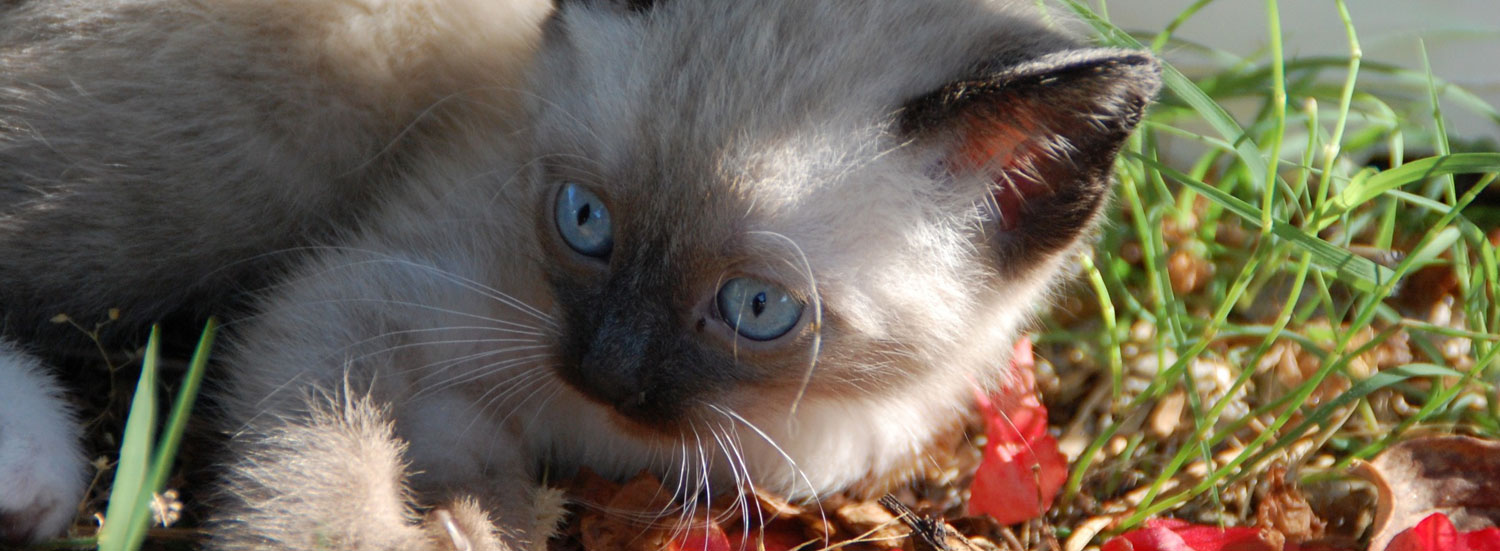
426, 487, 569, 551
0, 345, 87, 543
426, 501, 504, 551
0, 474, 78, 544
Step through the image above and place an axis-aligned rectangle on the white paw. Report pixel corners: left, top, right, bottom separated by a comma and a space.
0, 342, 87, 544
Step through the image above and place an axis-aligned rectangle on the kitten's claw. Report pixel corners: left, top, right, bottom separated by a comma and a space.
426, 501, 505, 551
434, 509, 474, 551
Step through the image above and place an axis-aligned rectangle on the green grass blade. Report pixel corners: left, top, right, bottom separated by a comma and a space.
145, 320, 217, 499
1194, 57, 1499, 125
1311, 0, 1362, 212
1344, 343, 1500, 465
1078, 253, 1124, 401
96, 329, 160, 551
1419, 40, 1456, 202
1131, 254, 1313, 517
93, 321, 215, 551
1132, 154, 1396, 292
1246, 364, 1464, 469
1314, 153, 1500, 228
1260, 0, 1287, 236
1148, 0, 1216, 52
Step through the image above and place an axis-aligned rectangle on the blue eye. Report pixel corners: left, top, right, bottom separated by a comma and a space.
555, 183, 613, 258
716, 277, 803, 341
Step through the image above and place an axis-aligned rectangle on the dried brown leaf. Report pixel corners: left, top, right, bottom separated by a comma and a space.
575, 471, 676, 551
1353, 435, 1500, 551
1254, 467, 1326, 542
837, 500, 907, 542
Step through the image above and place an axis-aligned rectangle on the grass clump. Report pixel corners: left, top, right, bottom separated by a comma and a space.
1037, 0, 1500, 543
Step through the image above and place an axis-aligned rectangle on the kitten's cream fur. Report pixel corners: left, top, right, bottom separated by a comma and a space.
0, 0, 1159, 548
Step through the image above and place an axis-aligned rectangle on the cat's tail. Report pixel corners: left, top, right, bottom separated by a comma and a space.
0, 341, 87, 544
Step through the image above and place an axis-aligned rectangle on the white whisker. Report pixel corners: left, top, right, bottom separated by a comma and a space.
516, 379, 567, 432
744, 230, 823, 419
709, 404, 830, 544
720, 420, 765, 541
280, 297, 547, 332
459, 366, 554, 437
337, 83, 529, 177
349, 337, 546, 367
706, 422, 756, 531
412, 351, 556, 398
251, 251, 559, 330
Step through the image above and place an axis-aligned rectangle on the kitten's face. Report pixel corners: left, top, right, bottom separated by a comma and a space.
517, 0, 1158, 497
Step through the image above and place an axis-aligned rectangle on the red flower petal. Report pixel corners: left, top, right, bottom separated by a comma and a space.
1469, 527, 1500, 551
967, 337, 1068, 525
668, 522, 732, 551
722, 524, 805, 551
1102, 519, 1283, 551
1102, 519, 1198, 551
1388, 514, 1459, 551
1387, 513, 1500, 551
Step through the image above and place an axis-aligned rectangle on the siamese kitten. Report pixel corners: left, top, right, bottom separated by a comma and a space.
0, 0, 1160, 548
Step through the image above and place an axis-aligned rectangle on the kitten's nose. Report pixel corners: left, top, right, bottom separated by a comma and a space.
576, 345, 648, 413
560, 276, 690, 427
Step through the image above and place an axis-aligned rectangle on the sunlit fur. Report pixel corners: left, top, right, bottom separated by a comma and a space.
0, 0, 551, 338
1, 0, 1156, 548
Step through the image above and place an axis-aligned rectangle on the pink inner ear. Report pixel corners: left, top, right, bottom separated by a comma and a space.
953, 99, 1061, 231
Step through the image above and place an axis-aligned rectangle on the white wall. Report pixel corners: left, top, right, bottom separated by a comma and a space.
1101, 0, 1500, 140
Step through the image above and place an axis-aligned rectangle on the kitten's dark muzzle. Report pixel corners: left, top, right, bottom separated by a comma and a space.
568, 345, 692, 429
551, 255, 735, 430
575, 344, 654, 417
556, 297, 697, 429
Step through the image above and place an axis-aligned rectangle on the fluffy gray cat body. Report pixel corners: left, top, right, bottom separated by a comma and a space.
0, 0, 549, 541
0, 0, 549, 336
0, 0, 1159, 548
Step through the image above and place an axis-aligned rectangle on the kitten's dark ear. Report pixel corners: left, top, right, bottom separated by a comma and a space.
901, 49, 1160, 267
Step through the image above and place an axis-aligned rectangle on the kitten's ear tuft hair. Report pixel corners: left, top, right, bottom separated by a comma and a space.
555, 0, 663, 14
901, 49, 1161, 265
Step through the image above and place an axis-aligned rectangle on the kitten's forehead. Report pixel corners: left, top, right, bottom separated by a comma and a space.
536, 0, 1072, 167
534, 0, 1078, 257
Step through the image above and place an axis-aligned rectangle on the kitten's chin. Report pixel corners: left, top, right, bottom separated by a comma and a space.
547, 371, 692, 441
530, 375, 975, 505
597, 402, 685, 441
526, 385, 690, 475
